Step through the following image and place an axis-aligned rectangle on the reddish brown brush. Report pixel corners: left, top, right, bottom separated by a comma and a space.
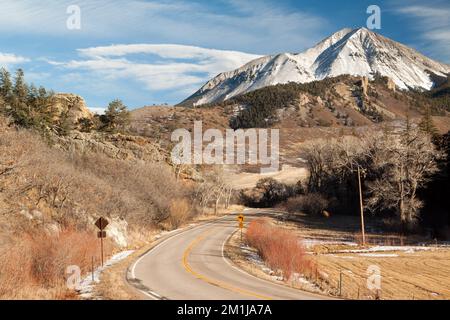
246, 218, 315, 280
0, 228, 113, 299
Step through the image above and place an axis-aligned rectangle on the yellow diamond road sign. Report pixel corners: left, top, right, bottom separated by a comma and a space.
237, 214, 244, 222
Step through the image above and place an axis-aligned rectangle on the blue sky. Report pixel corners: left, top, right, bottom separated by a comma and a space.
0, 0, 449, 111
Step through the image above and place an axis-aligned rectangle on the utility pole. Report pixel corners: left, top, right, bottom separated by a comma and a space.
358, 166, 366, 246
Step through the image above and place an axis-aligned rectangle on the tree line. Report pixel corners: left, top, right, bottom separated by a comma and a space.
0, 68, 130, 136
302, 120, 448, 233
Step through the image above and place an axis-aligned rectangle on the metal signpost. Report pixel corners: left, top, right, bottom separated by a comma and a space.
237, 214, 244, 241
95, 217, 109, 267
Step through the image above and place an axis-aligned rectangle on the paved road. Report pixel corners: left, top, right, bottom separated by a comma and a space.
130, 210, 326, 300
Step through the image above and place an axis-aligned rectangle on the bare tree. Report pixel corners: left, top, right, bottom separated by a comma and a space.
196, 167, 233, 215
301, 124, 440, 228
365, 125, 440, 227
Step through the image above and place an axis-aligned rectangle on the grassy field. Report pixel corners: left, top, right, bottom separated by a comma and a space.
226, 212, 450, 300
314, 248, 450, 300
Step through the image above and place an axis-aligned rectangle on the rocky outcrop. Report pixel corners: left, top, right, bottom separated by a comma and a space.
386, 77, 396, 92
361, 76, 369, 97
52, 93, 93, 124
55, 131, 167, 163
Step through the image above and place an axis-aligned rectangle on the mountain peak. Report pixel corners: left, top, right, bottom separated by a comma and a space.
181, 28, 450, 106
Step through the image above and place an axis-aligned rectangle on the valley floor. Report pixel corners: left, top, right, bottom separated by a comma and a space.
225, 211, 450, 300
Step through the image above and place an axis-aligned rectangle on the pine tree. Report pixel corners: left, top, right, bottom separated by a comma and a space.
102, 99, 130, 132
419, 106, 438, 137
13, 68, 28, 102
27, 83, 38, 105
0, 67, 13, 103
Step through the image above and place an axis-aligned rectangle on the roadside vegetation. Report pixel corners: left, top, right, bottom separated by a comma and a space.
246, 219, 316, 281
0, 229, 109, 299
241, 119, 449, 237
226, 213, 450, 300
0, 69, 209, 299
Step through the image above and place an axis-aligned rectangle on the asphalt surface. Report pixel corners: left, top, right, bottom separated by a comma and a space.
130, 210, 327, 300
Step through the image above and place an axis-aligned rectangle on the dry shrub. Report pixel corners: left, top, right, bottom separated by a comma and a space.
0, 228, 112, 299
0, 128, 196, 230
0, 123, 197, 298
285, 193, 329, 215
167, 198, 192, 230
246, 219, 315, 280
241, 178, 295, 208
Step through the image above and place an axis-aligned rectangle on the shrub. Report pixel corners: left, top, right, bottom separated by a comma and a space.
245, 219, 315, 280
167, 198, 192, 230
284, 193, 329, 215
240, 178, 296, 208
0, 228, 111, 299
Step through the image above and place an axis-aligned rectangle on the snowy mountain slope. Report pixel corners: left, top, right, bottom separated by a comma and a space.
182, 28, 450, 106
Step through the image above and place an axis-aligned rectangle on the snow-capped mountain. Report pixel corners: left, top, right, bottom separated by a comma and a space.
182, 27, 450, 106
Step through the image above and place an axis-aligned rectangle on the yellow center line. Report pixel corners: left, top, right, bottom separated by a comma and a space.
182, 229, 273, 300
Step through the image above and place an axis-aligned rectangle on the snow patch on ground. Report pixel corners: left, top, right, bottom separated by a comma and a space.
240, 244, 283, 281
338, 246, 434, 254
78, 250, 134, 299
359, 253, 399, 258
302, 239, 358, 248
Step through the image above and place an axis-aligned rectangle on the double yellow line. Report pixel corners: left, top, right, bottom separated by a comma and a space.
182, 230, 273, 300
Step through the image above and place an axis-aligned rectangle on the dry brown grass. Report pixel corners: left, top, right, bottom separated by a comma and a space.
279, 213, 450, 300
167, 198, 192, 230
0, 124, 196, 231
94, 247, 147, 300
315, 249, 450, 300
227, 213, 450, 300
0, 228, 113, 300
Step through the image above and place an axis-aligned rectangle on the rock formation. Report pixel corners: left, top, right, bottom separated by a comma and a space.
361, 76, 369, 97
52, 93, 93, 124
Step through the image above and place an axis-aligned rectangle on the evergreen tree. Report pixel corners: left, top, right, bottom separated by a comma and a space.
57, 110, 73, 136
27, 84, 38, 105
101, 99, 130, 132
13, 68, 28, 102
419, 106, 438, 137
0, 68, 13, 101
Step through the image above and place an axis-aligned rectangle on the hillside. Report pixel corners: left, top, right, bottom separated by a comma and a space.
224, 74, 450, 130
0, 71, 203, 298
133, 75, 450, 134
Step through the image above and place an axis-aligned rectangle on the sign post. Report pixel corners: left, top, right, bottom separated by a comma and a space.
237, 214, 244, 242
357, 167, 366, 246
95, 217, 109, 267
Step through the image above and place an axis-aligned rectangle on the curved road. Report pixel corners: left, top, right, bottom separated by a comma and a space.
129, 210, 326, 300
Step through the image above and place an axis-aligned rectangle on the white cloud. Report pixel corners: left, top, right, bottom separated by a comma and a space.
50, 44, 261, 92
0, 52, 29, 67
397, 6, 449, 23
0, 0, 327, 53
395, 3, 450, 62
